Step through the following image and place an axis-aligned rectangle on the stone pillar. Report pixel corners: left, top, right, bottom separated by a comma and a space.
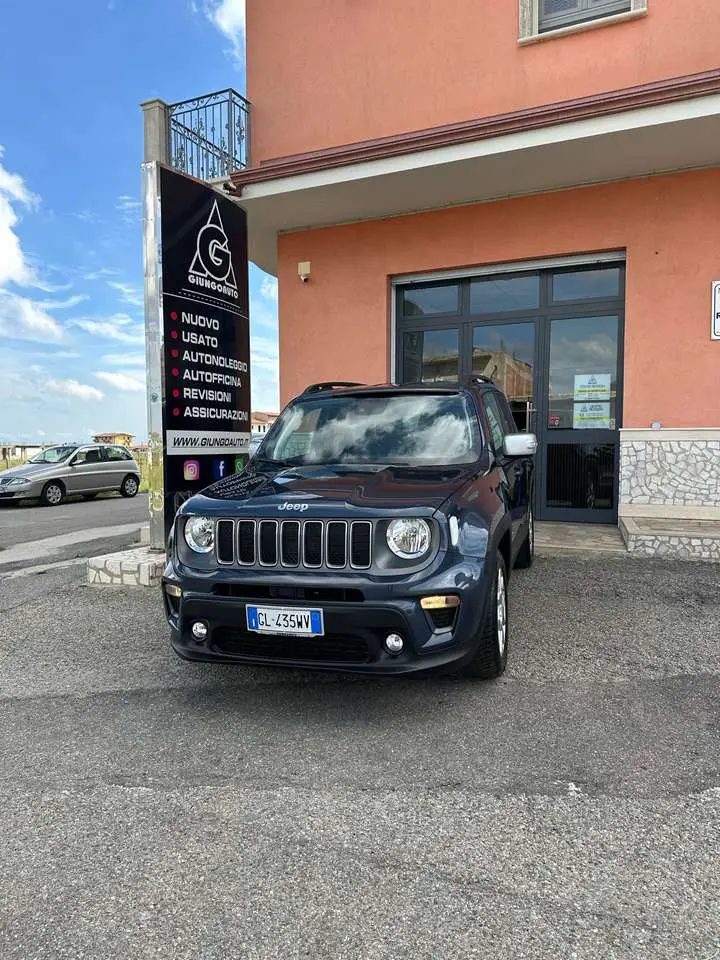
141, 99, 169, 164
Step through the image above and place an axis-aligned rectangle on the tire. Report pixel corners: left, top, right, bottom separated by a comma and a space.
82, 493, 98, 501
41, 481, 65, 507
514, 506, 534, 569
120, 474, 139, 498
461, 551, 509, 680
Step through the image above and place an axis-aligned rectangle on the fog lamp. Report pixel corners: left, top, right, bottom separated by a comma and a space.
191, 621, 209, 641
384, 633, 404, 655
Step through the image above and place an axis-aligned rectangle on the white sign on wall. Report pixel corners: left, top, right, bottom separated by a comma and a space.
574, 373, 611, 402
712, 281, 720, 341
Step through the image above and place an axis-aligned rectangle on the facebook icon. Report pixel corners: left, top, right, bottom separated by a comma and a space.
212, 459, 228, 480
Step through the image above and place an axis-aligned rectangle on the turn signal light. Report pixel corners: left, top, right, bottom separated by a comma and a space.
165, 583, 182, 598
420, 595, 460, 610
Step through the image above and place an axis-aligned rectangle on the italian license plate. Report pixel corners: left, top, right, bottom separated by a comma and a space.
246, 606, 324, 636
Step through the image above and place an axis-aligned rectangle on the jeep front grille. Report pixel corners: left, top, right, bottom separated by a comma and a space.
216, 519, 373, 570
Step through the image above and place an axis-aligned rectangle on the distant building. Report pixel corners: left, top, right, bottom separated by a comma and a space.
251, 412, 278, 436
1, 443, 44, 462
92, 432, 135, 448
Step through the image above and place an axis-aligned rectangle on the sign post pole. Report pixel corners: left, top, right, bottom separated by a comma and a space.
141, 161, 166, 552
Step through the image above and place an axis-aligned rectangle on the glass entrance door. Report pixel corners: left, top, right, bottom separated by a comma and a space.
536, 314, 621, 522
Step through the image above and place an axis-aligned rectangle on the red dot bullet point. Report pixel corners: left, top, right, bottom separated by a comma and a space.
171, 349, 179, 358
172, 388, 180, 398
171, 330, 178, 340
173, 407, 180, 417
171, 367, 179, 377
170, 311, 177, 320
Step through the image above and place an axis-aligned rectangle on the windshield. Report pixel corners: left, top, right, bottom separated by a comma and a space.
262, 393, 482, 466
28, 445, 78, 464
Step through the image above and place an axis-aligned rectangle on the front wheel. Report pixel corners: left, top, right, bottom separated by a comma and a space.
461, 551, 509, 680
120, 475, 139, 498
41, 481, 65, 507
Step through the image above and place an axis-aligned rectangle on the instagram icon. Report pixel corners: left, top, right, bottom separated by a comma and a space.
183, 460, 201, 482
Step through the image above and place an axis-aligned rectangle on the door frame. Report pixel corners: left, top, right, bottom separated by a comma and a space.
533, 304, 625, 523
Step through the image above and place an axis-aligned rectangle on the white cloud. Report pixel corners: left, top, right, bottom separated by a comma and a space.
0, 150, 85, 345
83, 268, 118, 281
40, 293, 89, 310
115, 195, 141, 227
0, 289, 63, 342
251, 333, 279, 375
101, 351, 146, 367
260, 276, 278, 303
96, 370, 146, 392
46, 378, 104, 402
72, 210, 102, 224
108, 280, 143, 307
0, 146, 38, 288
204, 0, 245, 65
69, 312, 145, 344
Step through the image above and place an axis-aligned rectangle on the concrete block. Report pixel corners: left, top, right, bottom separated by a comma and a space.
87, 547, 167, 588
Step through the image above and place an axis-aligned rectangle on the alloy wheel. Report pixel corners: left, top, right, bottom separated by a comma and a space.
46, 484, 62, 505
528, 508, 534, 556
496, 568, 507, 656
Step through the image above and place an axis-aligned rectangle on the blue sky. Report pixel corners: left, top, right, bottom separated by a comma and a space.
0, 0, 278, 445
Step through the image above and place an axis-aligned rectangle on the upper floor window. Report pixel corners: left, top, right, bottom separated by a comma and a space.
539, 0, 631, 32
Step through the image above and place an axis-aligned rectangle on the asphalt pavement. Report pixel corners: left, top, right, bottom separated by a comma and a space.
0, 554, 718, 959
0, 494, 148, 572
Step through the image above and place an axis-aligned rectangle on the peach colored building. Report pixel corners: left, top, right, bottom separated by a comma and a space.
232, 0, 720, 534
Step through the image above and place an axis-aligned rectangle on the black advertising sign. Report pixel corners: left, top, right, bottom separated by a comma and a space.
159, 166, 250, 534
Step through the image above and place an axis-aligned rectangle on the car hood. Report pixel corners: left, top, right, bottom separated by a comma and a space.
186, 463, 480, 515
0, 461, 61, 481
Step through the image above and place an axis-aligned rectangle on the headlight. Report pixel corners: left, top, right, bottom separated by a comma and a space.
386, 518, 431, 560
7, 477, 31, 487
184, 516, 215, 554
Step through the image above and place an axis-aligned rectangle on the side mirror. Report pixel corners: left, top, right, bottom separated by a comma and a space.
504, 433, 538, 457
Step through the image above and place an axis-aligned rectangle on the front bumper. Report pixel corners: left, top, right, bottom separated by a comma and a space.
0, 482, 40, 500
163, 557, 491, 677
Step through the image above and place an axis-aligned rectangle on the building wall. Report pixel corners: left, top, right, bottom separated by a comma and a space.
277, 168, 720, 430
246, 0, 720, 163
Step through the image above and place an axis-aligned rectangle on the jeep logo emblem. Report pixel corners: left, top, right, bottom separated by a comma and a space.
278, 503, 309, 512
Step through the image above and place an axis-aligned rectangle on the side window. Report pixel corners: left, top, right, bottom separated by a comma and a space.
483, 394, 507, 454
106, 445, 131, 461
73, 447, 102, 465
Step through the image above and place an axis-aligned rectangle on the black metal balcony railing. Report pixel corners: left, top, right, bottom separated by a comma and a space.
168, 89, 250, 180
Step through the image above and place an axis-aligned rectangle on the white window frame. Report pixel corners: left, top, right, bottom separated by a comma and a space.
519, 0, 647, 43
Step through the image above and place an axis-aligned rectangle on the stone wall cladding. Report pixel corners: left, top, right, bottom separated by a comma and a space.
620, 440, 720, 507
624, 532, 720, 563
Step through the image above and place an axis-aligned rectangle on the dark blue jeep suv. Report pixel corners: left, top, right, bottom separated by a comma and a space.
162, 377, 537, 679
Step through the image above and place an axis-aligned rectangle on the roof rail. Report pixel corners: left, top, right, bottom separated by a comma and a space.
301, 381, 365, 395
463, 374, 494, 386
